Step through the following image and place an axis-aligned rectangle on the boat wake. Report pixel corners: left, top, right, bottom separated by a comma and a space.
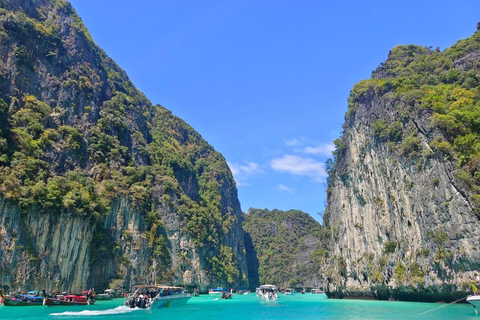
50, 305, 144, 316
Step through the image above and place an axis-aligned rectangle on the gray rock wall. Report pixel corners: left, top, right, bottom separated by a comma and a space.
324, 93, 480, 300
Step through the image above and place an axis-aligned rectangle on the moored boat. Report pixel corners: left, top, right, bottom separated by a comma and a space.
125, 285, 191, 309
284, 288, 295, 295
3, 290, 47, 306
46, 293, 94, 306
96, 289, 114, 300
311, 288, 325, 294
3, 295, 45, 306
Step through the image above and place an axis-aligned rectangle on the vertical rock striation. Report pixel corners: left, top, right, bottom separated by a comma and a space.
0, 0, 247, 293
324, 31, 480, 301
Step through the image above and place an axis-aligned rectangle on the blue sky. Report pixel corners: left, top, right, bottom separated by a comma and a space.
69, 0, 480, 223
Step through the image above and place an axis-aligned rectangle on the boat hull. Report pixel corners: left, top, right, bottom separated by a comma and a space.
3, 298, 44, 306
467, 295, 480, 309
151, 294, 191, 309
45, 298, 93, 306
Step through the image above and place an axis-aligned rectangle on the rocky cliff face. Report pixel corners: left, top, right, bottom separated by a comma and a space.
324, 30, 480, 301
0, 0, 247, 293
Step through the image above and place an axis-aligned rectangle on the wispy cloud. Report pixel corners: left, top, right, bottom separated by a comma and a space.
285, 138, 301, 146
270, 155, 327, 182
277, 184, 293, 193
303, 143, 335, 156
228, 161, 263, 186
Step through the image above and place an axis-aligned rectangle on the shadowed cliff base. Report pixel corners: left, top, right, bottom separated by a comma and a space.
327, 285, 472, 303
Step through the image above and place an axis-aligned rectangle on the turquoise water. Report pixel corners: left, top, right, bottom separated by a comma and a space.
1, 294, 478, 319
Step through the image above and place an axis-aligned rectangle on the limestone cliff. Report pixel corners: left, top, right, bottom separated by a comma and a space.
324, 29, 480, 301
0, 0, 247, 293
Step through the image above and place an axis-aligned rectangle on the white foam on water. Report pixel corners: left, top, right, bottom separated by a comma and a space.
50, 305, 144, 316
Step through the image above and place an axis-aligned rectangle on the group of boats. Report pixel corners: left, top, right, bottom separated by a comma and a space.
254, 285, 326, 301
1, 289, 96, 306
0, 284, 327, 311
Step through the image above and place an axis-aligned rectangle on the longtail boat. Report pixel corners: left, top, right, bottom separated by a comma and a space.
3, 295, 45, 306
45, 294, 94, 306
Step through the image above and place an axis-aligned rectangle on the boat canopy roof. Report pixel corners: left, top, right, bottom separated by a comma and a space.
132, 284, 184, 289
259, 285, 277, 289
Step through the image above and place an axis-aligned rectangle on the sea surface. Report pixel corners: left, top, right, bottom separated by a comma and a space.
1, 293, 478, 320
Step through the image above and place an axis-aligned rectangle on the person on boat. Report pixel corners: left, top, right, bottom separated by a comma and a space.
128, 296, 135, 308
471, 276, 478, 295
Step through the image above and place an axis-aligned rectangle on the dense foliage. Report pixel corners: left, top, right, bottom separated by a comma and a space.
330, 29, 480, 214
243, 209, 328, 288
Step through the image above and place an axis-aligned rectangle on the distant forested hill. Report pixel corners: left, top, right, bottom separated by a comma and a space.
243, 208, 328, 289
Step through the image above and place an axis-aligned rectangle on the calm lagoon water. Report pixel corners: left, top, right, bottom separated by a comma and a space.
1, 294, 478, 320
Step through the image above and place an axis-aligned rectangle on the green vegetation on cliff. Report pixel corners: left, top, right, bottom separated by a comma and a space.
243, 209, 327, 288
0, 0, 245, 290
332, 28, 480, 215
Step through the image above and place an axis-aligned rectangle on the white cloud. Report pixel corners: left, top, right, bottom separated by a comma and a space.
270, 155, 327, 182
303, 143, 335, 156
228, 161, 263, 186
277, 184, 293, 192
285, 138, 301, 146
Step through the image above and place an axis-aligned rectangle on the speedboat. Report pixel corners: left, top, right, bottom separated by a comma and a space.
467, 295, 480, 311
311, 288, 325, 294
257, 285, 278, 301
96, 289, 114, 300
284, 288, 295, 295
208, 288, 226, 296
125, 285, 191, 309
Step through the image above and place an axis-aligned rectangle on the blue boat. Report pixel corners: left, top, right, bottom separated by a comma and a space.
3, 293, 45, 306
208, 288, 227, 296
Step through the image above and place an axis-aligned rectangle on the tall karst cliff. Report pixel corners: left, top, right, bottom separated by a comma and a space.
324, 27, 480, 301
0, 0, 247, 293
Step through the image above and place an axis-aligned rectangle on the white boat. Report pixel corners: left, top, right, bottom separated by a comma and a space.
96, 289, 114, 300
208, 288, 226, 296
125, 285, 191, 309
311, 288, 325, 294
467, 295, 480, 311
284, 288, 295, 295
257, 284, 278, 301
